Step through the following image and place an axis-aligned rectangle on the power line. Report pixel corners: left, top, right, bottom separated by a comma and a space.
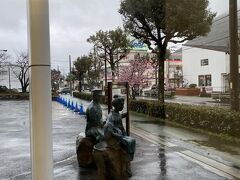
182, 35, 230, 52
212, 9, 240, 24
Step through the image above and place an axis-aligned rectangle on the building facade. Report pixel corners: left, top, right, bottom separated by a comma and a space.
182, 47, 230, 92
165, 49, 183, 88
182, 12, 240, 93
99, 37, 183, 91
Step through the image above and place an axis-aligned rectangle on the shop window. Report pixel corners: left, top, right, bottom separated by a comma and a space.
198, 75, 205, 86
205, 75, 211, 86
198, 74, 212, 86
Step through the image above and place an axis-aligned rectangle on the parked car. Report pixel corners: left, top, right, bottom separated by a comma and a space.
0, 86, 8, 93
143, 84, 158, 97
143, 84, 174, 97
58, 87, 71, 94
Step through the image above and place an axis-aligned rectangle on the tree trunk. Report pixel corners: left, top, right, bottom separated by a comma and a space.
155, 65, 158, 85
158, 61, 165, 103
22, 85, 27, 93
131, 87, 136, 100
79, 74, 82, 92
109, 53, 115, 82
157, 51, 166, 118
111, 64, 115, 82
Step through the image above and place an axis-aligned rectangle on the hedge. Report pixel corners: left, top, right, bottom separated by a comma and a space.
73, 92, 240, 139
129, 99, 165, 117
73, 91, 106, 104
0, 92, 59, 100
0, 93, 29, 100
130, 100, 240, 138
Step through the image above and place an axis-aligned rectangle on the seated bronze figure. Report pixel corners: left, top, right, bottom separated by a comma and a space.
76, 89, 104, 167
85, 89, 104, 143
93, 95, 136, 180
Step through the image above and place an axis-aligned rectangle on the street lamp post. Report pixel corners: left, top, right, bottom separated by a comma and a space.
8, 66, 11, 89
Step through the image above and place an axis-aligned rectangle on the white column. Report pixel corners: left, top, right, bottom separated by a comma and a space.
27, 0, 53, 180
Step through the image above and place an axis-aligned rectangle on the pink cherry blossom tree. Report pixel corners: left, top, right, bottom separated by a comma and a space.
118, 57, 151, 99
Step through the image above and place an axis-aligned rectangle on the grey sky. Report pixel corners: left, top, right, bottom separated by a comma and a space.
0, 0, 235, 74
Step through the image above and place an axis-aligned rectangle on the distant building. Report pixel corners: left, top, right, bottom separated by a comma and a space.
101, 38, 183, 89
165, 48, 183, 88
182, 13, 240, 93
116, 38, 156, 87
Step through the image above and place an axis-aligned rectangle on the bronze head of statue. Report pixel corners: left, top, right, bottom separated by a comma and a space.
112, 94, 124, 112
92, 89, 102, 103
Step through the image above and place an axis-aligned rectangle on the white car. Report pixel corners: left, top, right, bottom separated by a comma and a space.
58, 87, 71, 94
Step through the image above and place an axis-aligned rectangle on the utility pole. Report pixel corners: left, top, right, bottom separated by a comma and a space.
104, 47, 107, 87
8, 66, 11, 89
0, 50, 8, 88
69, 55, 72, 95
104, 46, 108, 103
229, 0, 239, 111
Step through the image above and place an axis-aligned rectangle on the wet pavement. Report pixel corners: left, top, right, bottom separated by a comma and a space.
131, 114, 240, 168
0, 97, 239, 179
137, 95, 230, 107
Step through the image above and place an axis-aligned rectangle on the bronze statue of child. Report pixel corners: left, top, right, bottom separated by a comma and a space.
93, 94, 135, 180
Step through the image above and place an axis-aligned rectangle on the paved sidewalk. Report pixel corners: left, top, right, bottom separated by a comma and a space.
0, 99, 237, 179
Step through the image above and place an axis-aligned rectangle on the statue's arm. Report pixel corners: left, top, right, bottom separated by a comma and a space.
122, 112, 127, 118
104, 116, 122, 140
119, 122, 127, 136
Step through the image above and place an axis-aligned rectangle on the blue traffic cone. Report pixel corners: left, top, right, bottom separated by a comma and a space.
71, 101, 75, 110
64, 99, 67, 107
74, 102, 79, 112
67, 100, 71, 109
79, 104, 85, 115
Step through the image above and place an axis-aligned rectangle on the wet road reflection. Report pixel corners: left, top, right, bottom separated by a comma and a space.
0, 98, 237, 179
131, 112, 240, 170
159, 146, 167, 177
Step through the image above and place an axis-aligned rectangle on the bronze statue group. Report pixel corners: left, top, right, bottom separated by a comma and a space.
76, 89, 136, 180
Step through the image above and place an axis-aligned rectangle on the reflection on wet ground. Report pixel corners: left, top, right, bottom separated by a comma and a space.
159, 146, 167, 177
192, 138, 240, 155
131, 112, 240, 170
0, 98, 238, 179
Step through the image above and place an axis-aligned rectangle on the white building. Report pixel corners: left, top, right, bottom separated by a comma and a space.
182, 12, 240, 93
182, 47, 230, 92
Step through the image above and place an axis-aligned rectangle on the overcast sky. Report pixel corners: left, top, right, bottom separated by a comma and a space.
0, 0, 235, 74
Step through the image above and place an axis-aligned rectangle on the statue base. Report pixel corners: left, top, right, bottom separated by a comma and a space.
93, 141, 131, 180
76, 133, 95, 168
